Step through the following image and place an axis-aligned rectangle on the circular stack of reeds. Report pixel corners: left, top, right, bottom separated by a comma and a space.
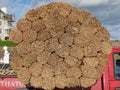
9, 2, 112, 90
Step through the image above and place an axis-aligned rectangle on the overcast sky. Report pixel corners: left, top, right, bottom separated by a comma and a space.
0, 0, 120, 40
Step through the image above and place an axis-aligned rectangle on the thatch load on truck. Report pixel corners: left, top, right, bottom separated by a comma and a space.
9, 2, 112, 90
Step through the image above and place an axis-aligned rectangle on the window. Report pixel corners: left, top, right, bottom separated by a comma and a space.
5, 36, 9, 40
0, 21, 2, 25
0, 13, 1, 18
0, 29, 1, 34
114, 53, 120, 79
6, 29, 10, 34
8, 22, 12, 26
116, 88, 120, 90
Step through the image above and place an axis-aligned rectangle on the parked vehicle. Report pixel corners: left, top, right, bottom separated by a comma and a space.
91, 47, 120, 90
0, 47, 120, 90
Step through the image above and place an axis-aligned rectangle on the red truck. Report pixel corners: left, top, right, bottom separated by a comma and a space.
0, 47, 120, 90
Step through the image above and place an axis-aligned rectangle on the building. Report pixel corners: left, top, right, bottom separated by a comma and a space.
0, 7, 15, 40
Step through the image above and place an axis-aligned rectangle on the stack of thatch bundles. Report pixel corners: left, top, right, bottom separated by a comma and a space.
9, 2, 112, 90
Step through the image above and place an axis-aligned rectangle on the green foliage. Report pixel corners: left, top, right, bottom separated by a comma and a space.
0, 41, 16, 47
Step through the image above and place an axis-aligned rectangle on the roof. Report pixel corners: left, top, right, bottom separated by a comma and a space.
0, 9, 5, 14
0, 10, 15, 22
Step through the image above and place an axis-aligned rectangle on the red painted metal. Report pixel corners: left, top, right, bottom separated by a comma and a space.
108, 47, 119, 80
0, 76, 26, 90
91, 78, 102, 90
109, 81, 120, 90
102, 63, 110, 90
91, 47, 120, 90
109, 47, 120, 90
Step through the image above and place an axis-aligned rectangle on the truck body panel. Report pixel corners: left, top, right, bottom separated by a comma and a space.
108, 47, 120, 90
0, 76, 26, 90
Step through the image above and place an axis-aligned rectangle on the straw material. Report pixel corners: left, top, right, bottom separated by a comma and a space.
9, 29, 22, 44
17, 18, 31, 32
9, 2, 112, 90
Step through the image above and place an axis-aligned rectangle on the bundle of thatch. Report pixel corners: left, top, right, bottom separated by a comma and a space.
9, 2, 112, 90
